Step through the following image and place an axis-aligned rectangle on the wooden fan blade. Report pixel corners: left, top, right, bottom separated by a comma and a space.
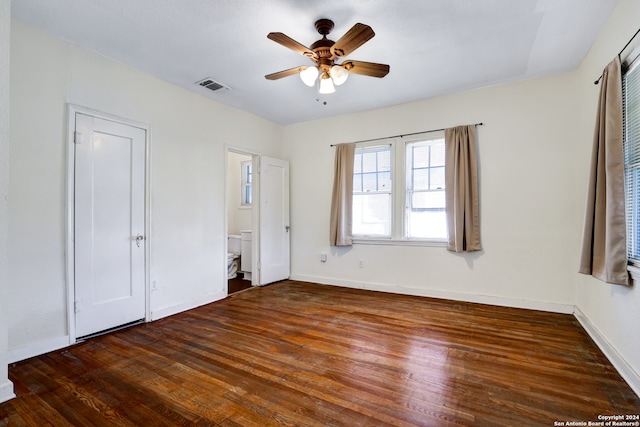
265, 66, 309, 80
330, 23, 375, 58
267, 32, 318, 60
343, 61, 390, 78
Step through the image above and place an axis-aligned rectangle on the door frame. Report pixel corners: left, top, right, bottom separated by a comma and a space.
225, 146, 260, 288
65, 104, 151, 344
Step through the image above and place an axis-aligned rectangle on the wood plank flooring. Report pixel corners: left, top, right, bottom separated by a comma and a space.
228, 273, 252, 295
1, 280, 639, 426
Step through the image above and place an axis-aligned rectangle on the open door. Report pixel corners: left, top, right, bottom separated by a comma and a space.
258, 156, 290, 285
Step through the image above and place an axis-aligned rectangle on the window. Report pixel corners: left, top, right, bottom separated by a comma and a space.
241, 160, 252, 205
405, 138, 447, 239
624, 60, 640, 264
352, 133, 447, 243
353, 144, 392, 236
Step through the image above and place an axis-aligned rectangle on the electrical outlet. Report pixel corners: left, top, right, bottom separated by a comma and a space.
320, 253, 327, 263
151, 279, 159, 290
358, 259, 364, 268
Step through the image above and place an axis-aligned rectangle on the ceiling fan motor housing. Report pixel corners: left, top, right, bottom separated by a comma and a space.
311, 19, 337, 73
315, 19, 334, 36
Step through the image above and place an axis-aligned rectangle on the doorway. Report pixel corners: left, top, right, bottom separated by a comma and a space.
67, 106, 149, 340
225, 149, 291, 293
226, 150, 254, 294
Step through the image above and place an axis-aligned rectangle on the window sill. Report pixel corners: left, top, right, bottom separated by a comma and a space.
353, 238, 447, 247
628, 265, 640, 282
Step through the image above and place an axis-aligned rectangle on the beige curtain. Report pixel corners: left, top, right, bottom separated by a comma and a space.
579, 57, 630, 286
445, 125, 481, 252
330, 143, 355, 246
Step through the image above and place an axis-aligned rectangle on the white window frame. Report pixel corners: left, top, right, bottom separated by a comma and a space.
353, 132, 447, 247
352, 142, 394, 238
241, 160, 252, 206
403, 134, 447, 242
623, 55, 640, 278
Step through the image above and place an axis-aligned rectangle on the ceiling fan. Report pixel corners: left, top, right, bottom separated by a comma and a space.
265, 19, 390, 94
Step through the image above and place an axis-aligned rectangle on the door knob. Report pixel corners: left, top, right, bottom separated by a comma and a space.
135, 234, 145, 247
285, 225, 290, 232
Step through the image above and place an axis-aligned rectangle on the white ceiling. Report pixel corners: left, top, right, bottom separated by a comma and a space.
11, 0, 619, 125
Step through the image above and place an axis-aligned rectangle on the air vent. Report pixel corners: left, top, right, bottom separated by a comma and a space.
196, 77, 230, 93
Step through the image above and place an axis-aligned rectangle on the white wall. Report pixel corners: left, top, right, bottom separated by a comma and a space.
284, 71, 580, 313
573, 0, 640, 395
0, 0, 15, 403
8, 20, 283, 358
227, 151, 252, 236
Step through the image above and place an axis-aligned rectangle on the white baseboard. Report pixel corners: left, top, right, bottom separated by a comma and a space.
290, 275, 364, 291
0, 380, 15, 404
574, 307, 640, 398
290, 274, 574, 314
8, 335, 71, 364
150, 290, 226, 321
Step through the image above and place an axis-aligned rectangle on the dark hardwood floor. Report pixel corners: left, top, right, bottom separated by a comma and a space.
1, 280, 639, 426
228, 273, 251, 295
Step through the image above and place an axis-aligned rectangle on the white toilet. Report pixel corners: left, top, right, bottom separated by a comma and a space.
227, 235, 241, 279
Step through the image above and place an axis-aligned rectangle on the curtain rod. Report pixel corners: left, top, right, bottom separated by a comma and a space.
594, 27, 640, 84
330, 122, 483, 147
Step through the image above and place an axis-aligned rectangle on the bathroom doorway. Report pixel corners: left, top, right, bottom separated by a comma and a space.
226, 149, 255, 294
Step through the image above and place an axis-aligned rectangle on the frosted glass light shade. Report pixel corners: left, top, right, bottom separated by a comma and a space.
318, 75, 336, 94
330, 65, 349, 85
300, 66, 319, 86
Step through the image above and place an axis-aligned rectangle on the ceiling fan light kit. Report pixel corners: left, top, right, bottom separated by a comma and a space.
266, 18, 389, 96
318, 73, 336, 94
330, 64, 349, 85
299, 66, 319, 86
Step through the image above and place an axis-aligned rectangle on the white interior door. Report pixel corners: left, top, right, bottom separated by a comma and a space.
74, 113, 146, 338
259, 156, 290, 285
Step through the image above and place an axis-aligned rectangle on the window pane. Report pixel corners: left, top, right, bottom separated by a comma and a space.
430, 166, 445, 189
245, 185, 252, 205
407, 210, 447, 239
354, 152, 362, 173
362, 172, 378, 192
362, 151, 378, 173
413, 145, 430, 168
353, 174, 362, 192
430, 142, 445, 167
411, 190, 445, 210
241, 161, 252, 205
379, 171, 391, 191
627, 166, 640, 259
413, 169, 430, 190
353, 193, 391, 236
378, 149, 391, 171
